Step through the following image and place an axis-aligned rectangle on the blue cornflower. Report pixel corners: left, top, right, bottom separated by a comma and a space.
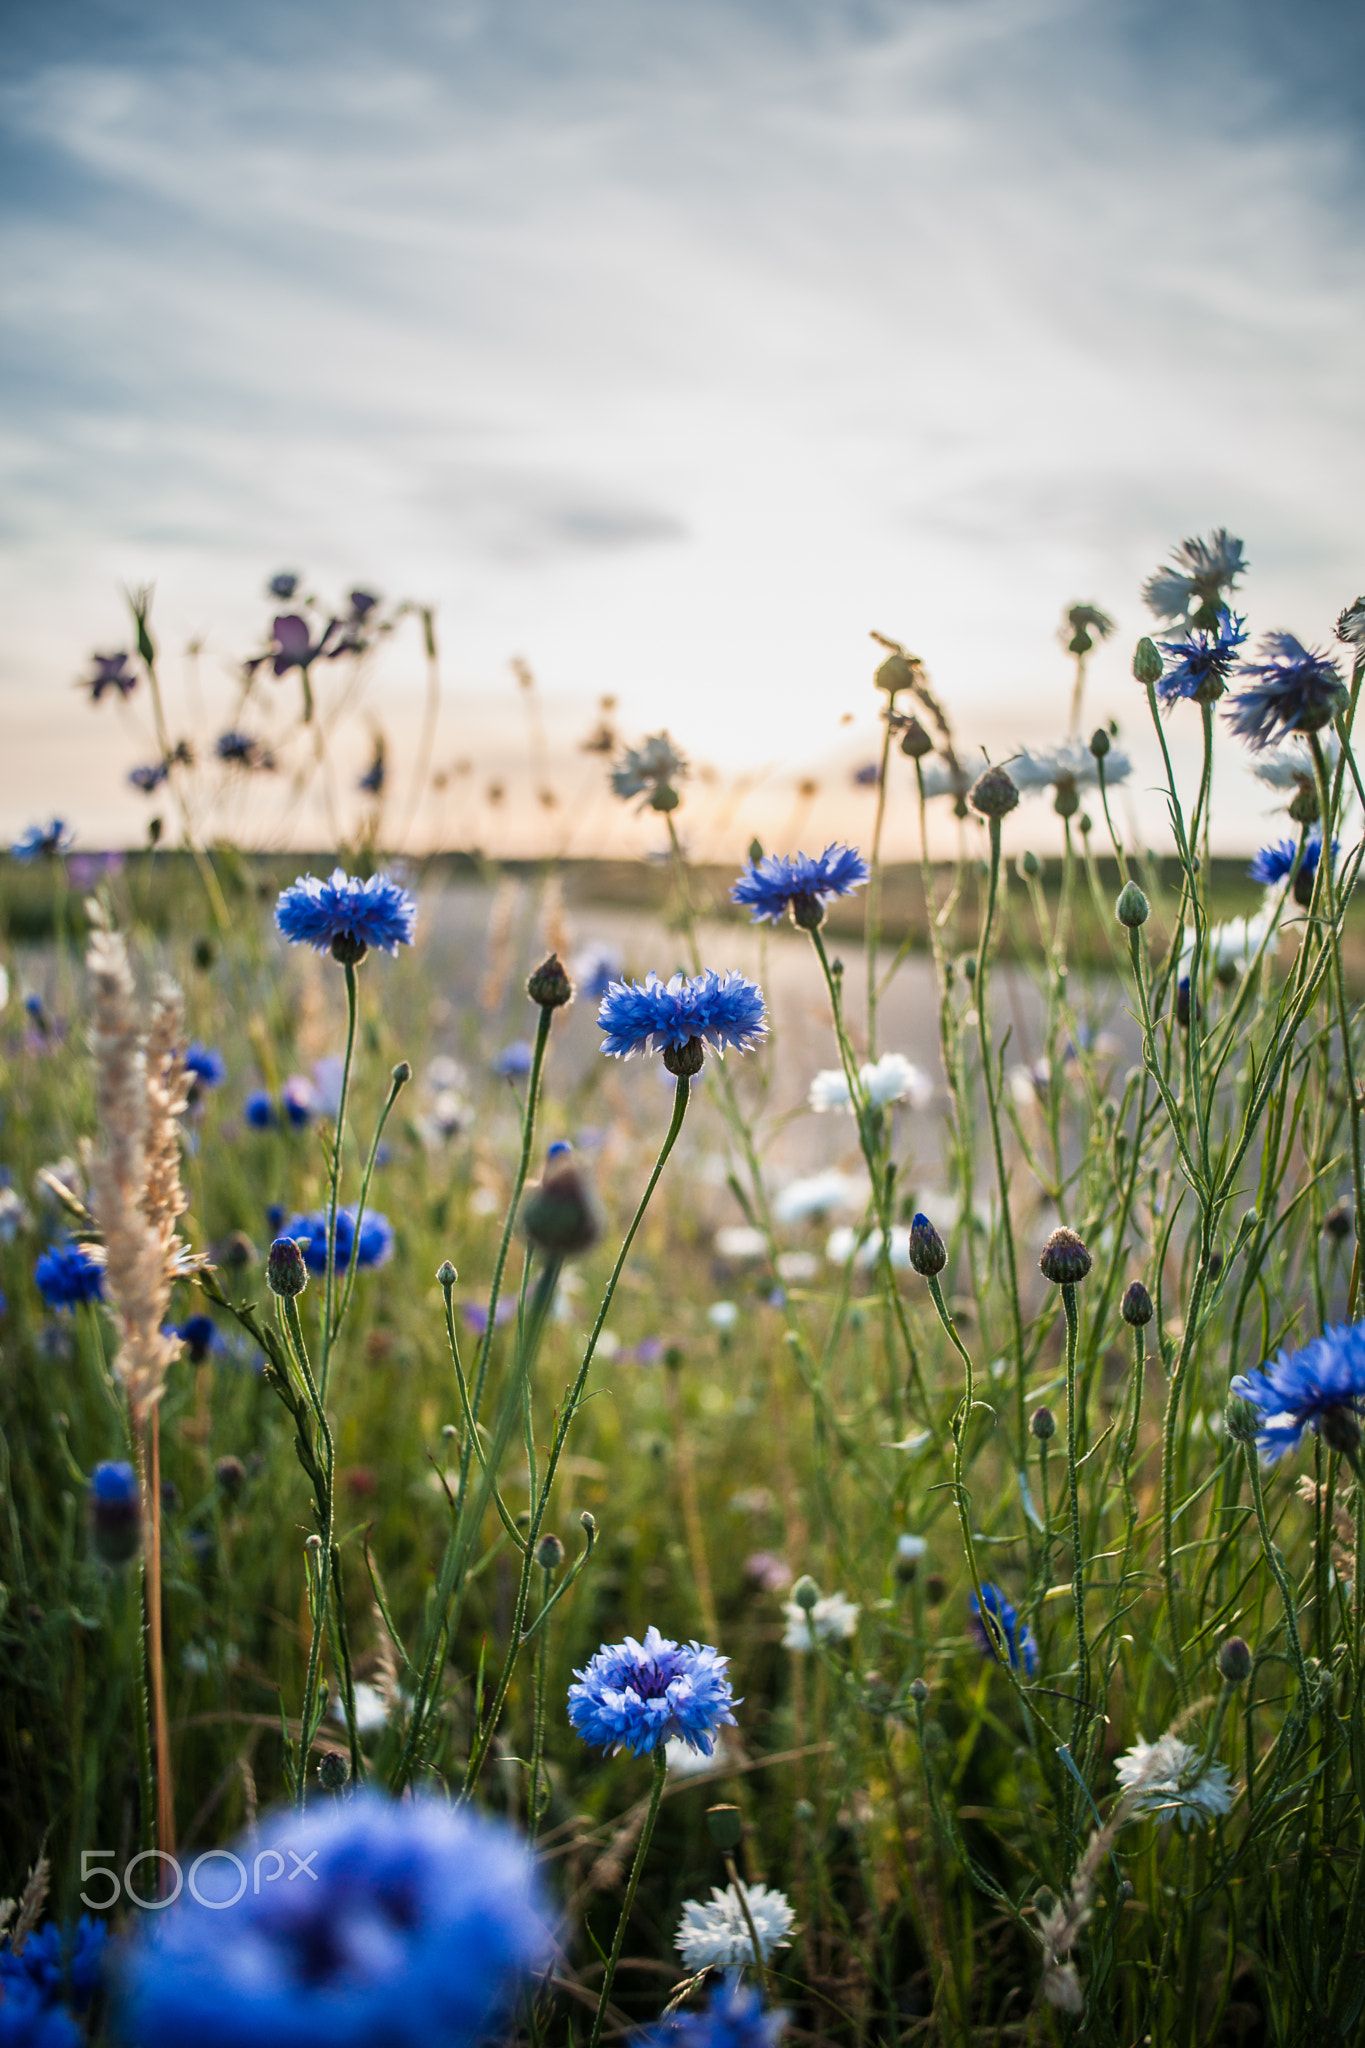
118, 1792, 552, 2048
244, 1089, 278, 1130
731, 844, 869, 928
0, 1979, 83, 2048
11, 820, 74, 862
1225, 631, 1348, 749
275, 869, 416, 964
572, 947, 623, 1000
0, 1918, 107, 2013
169, 1314, 224, 1364
1248, 832, 1336, 907
89, 1461, 141, 1564
1231, 1321, 1365, 1460
568, 1625, 739, 1758
217, 731, 272, 770
597, 970, 767, 1069
283, 1207, 394, 1274
970, 1583, 1037, 1676
268, 571, 301, 601
1154, 614, 1247, 707
632, 1976, 786, 2048
185, 1042, 226, 1092
492, 1040, 534, 1081
129, 762, 169, 793
34, 1242, 104, 1310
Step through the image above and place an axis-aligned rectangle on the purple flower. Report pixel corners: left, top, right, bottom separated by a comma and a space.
129, 762, 169, 793
1155, 614, 1247, 707
1225, 632, 1348, 750
85, 651, 137, 701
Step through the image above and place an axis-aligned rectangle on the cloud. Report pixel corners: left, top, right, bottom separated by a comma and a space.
1, 0, 1362, 846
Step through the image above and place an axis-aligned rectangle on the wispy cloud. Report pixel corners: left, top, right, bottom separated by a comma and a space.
2, 0, 1362, 846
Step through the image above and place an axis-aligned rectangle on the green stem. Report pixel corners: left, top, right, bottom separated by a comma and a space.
589, 1748, 668, 2048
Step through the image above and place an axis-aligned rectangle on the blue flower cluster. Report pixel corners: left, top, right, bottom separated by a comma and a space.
597, 971, 767, 1061
1154, 614, 1246, 707
1232, 1321, 1365, 1460
282, 1207, 394, 1275
634, 1977, 786, 2047
185, 1043, 226, 1092
118, 1793, 551, 2048
1248, 833, 1335, 889
34, 1241, 104, 1310
568, 1625, 739, 1757
244, 1077, 317, 1130
970, 1583, 1038, 1676
1225, 632, 1347, 750
275, 869, 416, 961
731, 844, 869, 926
0, 1915, 107, 2048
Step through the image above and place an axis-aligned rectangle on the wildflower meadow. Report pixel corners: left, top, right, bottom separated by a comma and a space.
4, 535, 1365, 2048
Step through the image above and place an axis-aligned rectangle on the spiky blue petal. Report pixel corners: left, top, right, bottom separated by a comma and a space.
1225, 633, 1347, 750
597, 971, 767, 1060
275, 869, 415, 957
970, 1583, 1037, 1676
568, 1625, 739, 1757
1231, 1321, 1365, 1461
731, 844, 869, 924
1155, 614, 1247, 706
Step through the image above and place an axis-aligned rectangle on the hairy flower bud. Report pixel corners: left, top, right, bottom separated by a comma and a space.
899, 715, 934, 759
527, 953, 573, 1010
875, 652, 919, 696
1089, 727, 1111, 760
791, 1573, 820, 1612
969, 764, 1019, 820
1133, 636, 1164, 686
535, 1533, 565, 1571
1121, 1280, 1154, 1327
1039, 1226, 1092, 1286
908, 1212, 947, 1278
266, 1234, 308, 1298
1217, 1635, 1252, 1684
1116, 880, 1149, 929
522, 1160, 604, 1258
316, 1750, 349, 1792
1031, 1405, 1056, 1441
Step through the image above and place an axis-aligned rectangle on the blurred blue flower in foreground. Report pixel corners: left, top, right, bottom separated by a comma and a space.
1225, 632, 1347, 749
971, 1583, 1037, 1675
1248, 832, 1336, 905
1154, 614, 1246, 707
283, 1207, 393, 1275
598, 971, 767, 1064
34, 1241, 104, 1309
568, 1625, 739, 1757
731, 844, 869, 927
1231, 1320, 1365, 1460
0, 1915, 107, 2012
633, 1975, 786, 2047
83, 650, 137, 701
11, 820, 75, 862
118, 1793, 551, 2048
276, 870, 416, 963
1142, 527, 1247, 623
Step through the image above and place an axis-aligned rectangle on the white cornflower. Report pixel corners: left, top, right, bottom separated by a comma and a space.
772, 1168, 864, 1224
1008, 740, 1133, 795
1252, 732, 1340, 793
418, 1088, 474, 1147
896, 1533, 928, 1566
665, 1737, 727, 1780
1142, 528, 1247, 621
676, 1882, 796, 1969
610, 732, 688, 802
708, 1300, 739, 1333
775, 1249, 820, 1283
782, 1590, 860, 1650
1177, 908, 1276, 980
714, 1224, 767, 1262
333, 1681, 391, 1735
1114, 1734, 1235, 1829
915, 757, 973, 803
807, 1052, 931, 1116
0, 1186, 30, 1243
825, 1224, 912, 1272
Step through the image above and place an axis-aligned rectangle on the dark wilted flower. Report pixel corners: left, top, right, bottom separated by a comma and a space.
1225, 633, 1347, 749
84, 650, 137, 701
1155, 613, 1246, 706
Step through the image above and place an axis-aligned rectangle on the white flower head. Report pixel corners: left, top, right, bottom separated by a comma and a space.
1177, 908, 1276, 981
915, 757, 973, 802
676, 1882, 796, 1969
665, 1736, 727, 1780
1142, 528, 1247, 622
1008, 740, 1133, 796
610, 732, 688, 802
714, 1224, 767, 1262
808, 1052, 931, 1116
0, 1186, 31, 1243
708, 1300, 739, 1333
1115, 1733, 1235, 1829
1252, 731, 1340, 793
896, 1533, 928, 1565
773, 1168, 864, 1225
782, 1590, 860, 1651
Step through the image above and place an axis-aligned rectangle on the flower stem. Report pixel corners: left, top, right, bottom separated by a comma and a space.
589, 1748, 668, 2048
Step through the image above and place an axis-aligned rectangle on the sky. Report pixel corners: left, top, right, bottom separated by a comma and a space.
2, 0, 1362, 857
